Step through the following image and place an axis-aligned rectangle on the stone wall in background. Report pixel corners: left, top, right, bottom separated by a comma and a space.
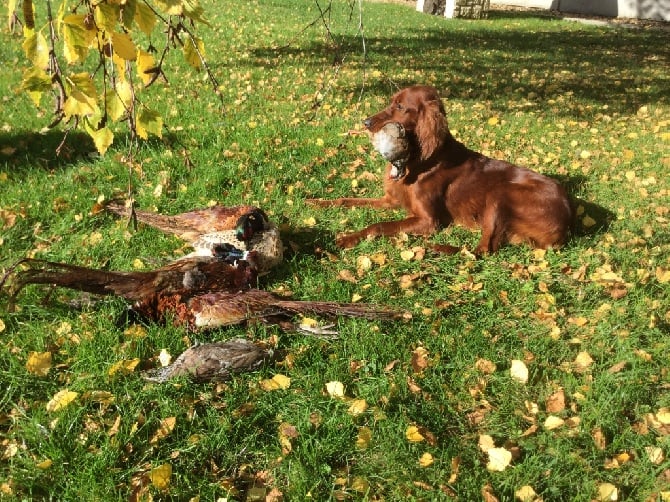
416, 0, 491, 19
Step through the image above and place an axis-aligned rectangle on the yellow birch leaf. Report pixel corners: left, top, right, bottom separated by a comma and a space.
259, 374, 291, 391
347, 399, 368, 417
448, 456, 460, 483
150, 416, 176, 444
46, 389, 79, 412
574, 351, 594, 371
94, 2, 118, 33
657, 408, 670, 424
582, 215, 596, 227
325, 380, 345, 398
478, 434, 495, 452
475, 358, 497, 374
108, 358, 140, 376
136, 108, 163, 140
271, 374, 291, 389
150, 463, 172, 490
356, 426, 372, 449
486, 447, 512, 472
645, 446, 664, 464
411, 346, 429, 373
510, 359, 528, 384
26, 351, 52, 376
22, 31, 49, 69
405, 425, 425, 443
656, 267, 670, 283
137, 50, 157, 85
183, 35, 205, 69
111, 31, 137, 61
62, 15, 95, 63
356, 255, 372, 271
154, 0, 183, 15
21, 67, 51, 106
351, 293, 363, 303
86, 124, 114, 155
400, 249, 415, 261
419, 452, 434, 467
487, 116, 499, 126
36, 459, 53, 470
0, 319, 5, 333
597, 483, 618, 501
515, 485, 537, 502
544, 415, 565, 430
350, 477, 369, 494
134, 1, 157, 35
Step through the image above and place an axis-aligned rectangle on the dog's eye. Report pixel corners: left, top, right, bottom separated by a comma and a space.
396, 103, 404, 111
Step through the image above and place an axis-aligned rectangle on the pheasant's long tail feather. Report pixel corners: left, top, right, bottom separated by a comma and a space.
272, 299, 401, 321
2, 259, 145, 302
106, 200, 187, 237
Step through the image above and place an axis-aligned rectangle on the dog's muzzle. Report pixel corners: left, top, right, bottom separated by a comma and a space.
370, 123, 410, 181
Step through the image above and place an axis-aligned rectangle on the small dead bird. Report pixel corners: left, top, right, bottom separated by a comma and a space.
142, 339, 278, 383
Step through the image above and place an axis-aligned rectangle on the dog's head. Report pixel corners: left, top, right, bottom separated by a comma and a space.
364, 85, 448, 164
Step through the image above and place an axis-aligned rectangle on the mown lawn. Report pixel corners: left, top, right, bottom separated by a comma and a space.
1, 1, 669, 500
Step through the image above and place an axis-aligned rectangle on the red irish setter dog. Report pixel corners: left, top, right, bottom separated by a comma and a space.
308, 85, 573, 254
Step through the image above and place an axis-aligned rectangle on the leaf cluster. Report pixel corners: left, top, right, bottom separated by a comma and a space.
12, 0, 211, 154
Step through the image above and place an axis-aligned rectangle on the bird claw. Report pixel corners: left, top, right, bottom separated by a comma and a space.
297, 322, 339, 338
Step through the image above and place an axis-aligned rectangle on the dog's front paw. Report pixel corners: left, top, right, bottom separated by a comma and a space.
335, 233, 361, 249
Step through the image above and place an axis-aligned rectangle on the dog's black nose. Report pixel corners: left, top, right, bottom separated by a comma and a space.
363, 118, 373, 130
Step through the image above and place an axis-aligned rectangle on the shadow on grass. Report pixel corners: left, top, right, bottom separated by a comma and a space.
249, 16, 669, 116
0, 129, 186, 171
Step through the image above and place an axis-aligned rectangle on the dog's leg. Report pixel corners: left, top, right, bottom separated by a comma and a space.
306, 197, 400, 209
336, 217, 438, 248
475, 202, 509, 255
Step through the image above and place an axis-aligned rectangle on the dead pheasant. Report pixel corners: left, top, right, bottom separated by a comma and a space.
2, 257, 400, 332
106, 201, 283, 273
3, 250, 257, 310
142, 339, 280, 383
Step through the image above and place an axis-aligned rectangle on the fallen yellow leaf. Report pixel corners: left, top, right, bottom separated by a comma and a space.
108, 358, 141, 376
597, 482, 618, 501
515, 485, 537, 502
418, 452, 434, 467
411, 346, 429, 373
510, 359, 528, 384
544, 415, 565, 430
150, 463, 172, 490
259, 374, 291, 391
46, 389, 79, 412
325, 380, 345, 398
405, 425, 425, 443
645, 446, 664, 464
26, 351, 52, 376
574, 351, 594, 372
356, 426, 372, 449
486, 447, 512, 472
347, 399, 368, 417
36, 459, 53, 470
150, 416, 176, 444
478, 434, 495, 452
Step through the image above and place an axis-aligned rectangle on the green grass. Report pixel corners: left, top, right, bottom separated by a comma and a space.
1, 1, 669, 500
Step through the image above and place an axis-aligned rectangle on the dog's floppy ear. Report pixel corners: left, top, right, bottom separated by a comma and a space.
415, 98, 447, 160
